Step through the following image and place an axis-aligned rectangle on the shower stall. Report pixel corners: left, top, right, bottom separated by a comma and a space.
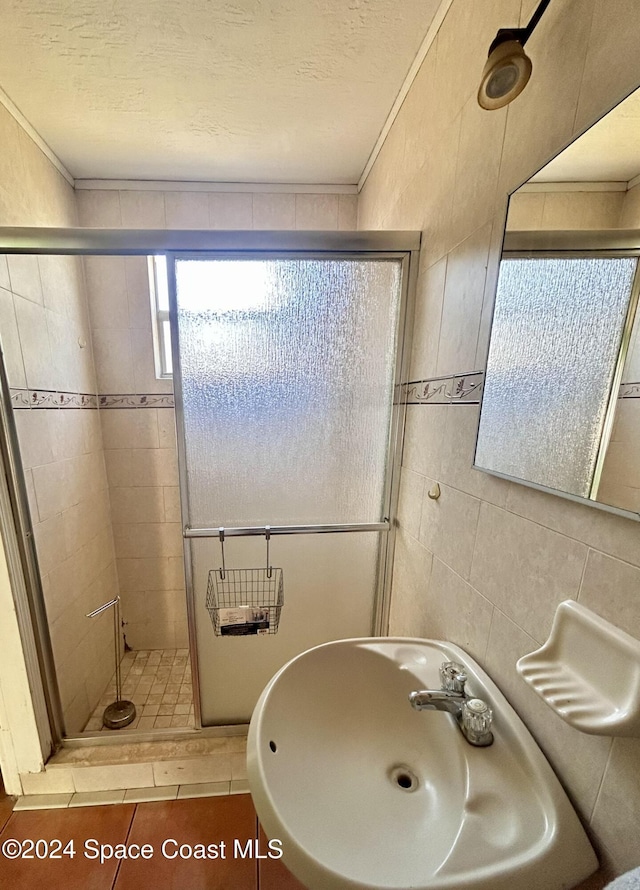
0, 228, 419, 746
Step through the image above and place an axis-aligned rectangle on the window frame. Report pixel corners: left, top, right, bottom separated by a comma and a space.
148, 254, 173, 378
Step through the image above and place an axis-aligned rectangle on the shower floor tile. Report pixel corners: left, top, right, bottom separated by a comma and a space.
83, 648, 195, 733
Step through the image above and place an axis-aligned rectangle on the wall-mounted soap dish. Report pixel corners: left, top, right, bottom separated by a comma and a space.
517, 600, 640, 736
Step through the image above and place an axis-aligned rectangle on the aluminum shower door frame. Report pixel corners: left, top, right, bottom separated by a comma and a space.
0, 227, 419, 745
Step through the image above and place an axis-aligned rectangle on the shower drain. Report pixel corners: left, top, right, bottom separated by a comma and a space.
389, 765, 419, 792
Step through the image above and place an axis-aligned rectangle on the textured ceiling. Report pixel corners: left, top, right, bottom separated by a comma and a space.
0, 0, 441, 183
532, 87, 640, 184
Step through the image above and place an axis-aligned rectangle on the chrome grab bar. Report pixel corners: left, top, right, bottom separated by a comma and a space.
184, 521, 389, 538
86, 596, 120, 619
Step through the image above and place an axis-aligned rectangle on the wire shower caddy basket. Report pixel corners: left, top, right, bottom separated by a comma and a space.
206, 527, 284, 636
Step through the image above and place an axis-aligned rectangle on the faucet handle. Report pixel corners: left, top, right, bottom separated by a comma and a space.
461, 698, 494, 746
440, 661, 467, 694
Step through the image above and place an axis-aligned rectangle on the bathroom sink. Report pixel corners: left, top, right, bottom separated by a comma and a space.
247, 637, 597, 890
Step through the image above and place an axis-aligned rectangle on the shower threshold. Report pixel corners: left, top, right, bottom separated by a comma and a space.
83, 648, 194, 733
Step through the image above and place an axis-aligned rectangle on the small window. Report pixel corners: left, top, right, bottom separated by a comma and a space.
149, 255, 172, 377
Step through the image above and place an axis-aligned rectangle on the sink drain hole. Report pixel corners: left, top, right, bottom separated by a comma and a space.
269, 740, 277, 753
390, 765, 419, 792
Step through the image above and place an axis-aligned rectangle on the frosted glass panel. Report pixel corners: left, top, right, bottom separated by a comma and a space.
175, 258, 402, 526
191, 533, 378, 725
476, 257, 637, 497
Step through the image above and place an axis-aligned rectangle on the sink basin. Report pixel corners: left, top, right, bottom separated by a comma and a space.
247, 637, 598, 890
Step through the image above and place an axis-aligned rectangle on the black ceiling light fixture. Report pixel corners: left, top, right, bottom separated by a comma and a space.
478, 0, 553, 110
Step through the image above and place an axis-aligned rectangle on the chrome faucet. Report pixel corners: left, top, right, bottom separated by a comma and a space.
409, 661, 494, 747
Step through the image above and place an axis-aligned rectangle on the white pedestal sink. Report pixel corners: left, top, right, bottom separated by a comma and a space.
247, 637, 598, 890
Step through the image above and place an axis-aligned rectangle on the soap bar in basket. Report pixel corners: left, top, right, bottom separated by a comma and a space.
218, 606, 270, 635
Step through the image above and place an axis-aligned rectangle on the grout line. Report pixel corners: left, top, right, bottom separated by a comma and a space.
467, 494, 483, 586
569, 0, 599, 139
482, 605, 495, 663
112, 801, 138, 888
76, 179, 358, 194
588, 738, 614, 825
0, 85, 74, 185
358, 0, 454, 191
403, 469, 501, 517
428, 552, 495, 615
432, 254, 448, 377
518, 180, 628, 193
501, 495, 640, 571
575, 547, 591, 604
255, 811, 260, 890
15, 781, 237, 811
491, 602, 539, 648
415, 471, 426, 544
472, 218, 501, 369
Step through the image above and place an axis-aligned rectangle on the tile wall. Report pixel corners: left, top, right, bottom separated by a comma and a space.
359, 0, 640, 878
598, 331, 640, 512
0, 251, 119, 735
75, 188, 358, 232
11, 381, 117, 735
78, 187, 358, 651
83, 247, 185, 652
99, 401, 185, 651
507, 182, 640, 231
620, 182, 640, 228
0, 108, 76, 230
506, 188, 625, 230
0, 103, 119, 737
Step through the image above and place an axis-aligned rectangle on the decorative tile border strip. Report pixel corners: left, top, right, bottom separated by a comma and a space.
10, 389, 31, 409
402, 376, 452, 405
14, 375, 636, 412
98, 393, 175, 409
10, 389, 98, 409
10, 389, 175, 409
401, 371, 485, 406
620, 382, 640, 399
401, 374, 640, 406
450, 372, 484, 404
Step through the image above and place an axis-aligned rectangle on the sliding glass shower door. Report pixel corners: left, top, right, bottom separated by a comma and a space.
169, 251, 410, 725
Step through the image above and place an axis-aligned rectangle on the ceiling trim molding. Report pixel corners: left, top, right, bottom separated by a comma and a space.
357, 0, 454, 193
627, 172, 640, 191
74, 180, 359, 194
0, 87, 74, 187
519, 181, 628, 193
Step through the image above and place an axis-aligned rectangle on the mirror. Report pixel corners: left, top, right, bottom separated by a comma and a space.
475, 86, 640, 520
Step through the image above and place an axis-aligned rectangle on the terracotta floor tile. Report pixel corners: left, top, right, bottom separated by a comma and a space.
258, 825, 307, 890
0, 788, 13, 834
0, 803, 135, 890
114, 793, 257, 889
259, 856, 308, 890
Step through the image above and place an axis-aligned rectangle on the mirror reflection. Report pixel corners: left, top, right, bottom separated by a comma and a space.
475, 87, 640, 519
